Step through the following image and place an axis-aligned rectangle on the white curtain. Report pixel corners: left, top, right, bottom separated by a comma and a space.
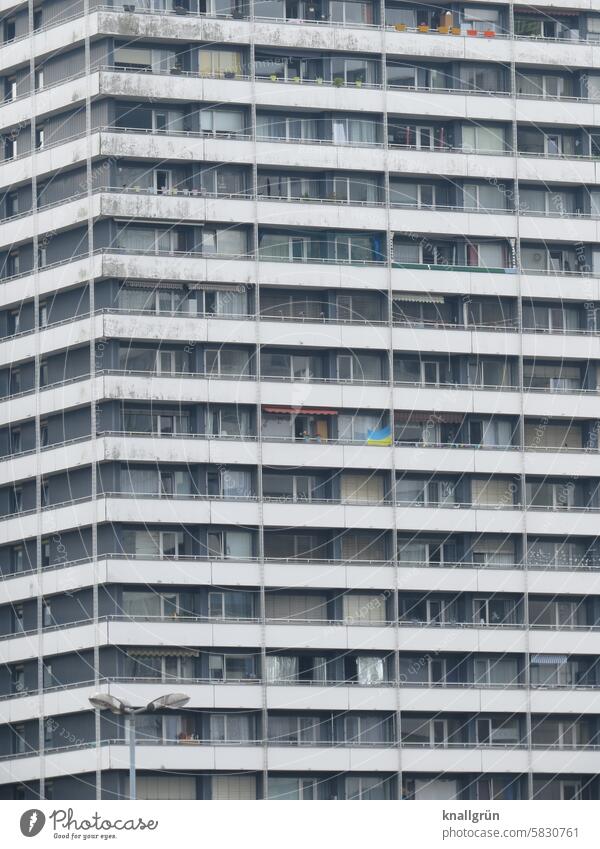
357, 656, 384, 685
265, 656, 298, 682
222, 470, 252, 498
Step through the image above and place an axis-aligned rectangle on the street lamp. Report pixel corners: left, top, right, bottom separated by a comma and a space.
89, 692, 190, 800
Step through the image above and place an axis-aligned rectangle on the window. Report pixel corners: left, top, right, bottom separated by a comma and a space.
137, 776, 197, 800
467, 359, 510, 388
200, 108, 245, 136
4, 137, 15, 161
476, 716, 520, 745
471, 477, 516, 507
265, 593, 327, 621
42, 601, 52, 628
264, 655, 298, 683
199, 49, 243, 78
529, 598, 582, 629
209, 713, 253, 742
212, 775, 256, 800
343, 594, 387, 623
516, 72, 573, 99
11, 487, 23, 514
6, 251, 20, 276
474, 657, 519, 686
126, 652, 195, 682
208, 591, 253, 619
4, 76, 16, 103
356, 656, 384, 685
4, 18, 15, 43
207, 529, 252, 559
122, 529, 185, 558
43, 662, 54, 688
12, 604, 25, 634
398, 538, 457, 566
38, 302, 48, 327
341, 531, 386, 561
113, 46, 153, 71
267, 777, 316, 800
337, 413, 385, 443
39, 359, 48, 387
11, 665, 25, 694
10, 427, 21, 454
268, 715, 320, 744
345, 776, 390, 800
473, 597, 517, 625
5, 190, 18, 216
35, 127, 44, 150
205, 347, 249, 377
12, 724, 26, 755
208, 653, 254, 681
463, 183, 507, 212
340, 474, 384, 504
461, 124, 505, 153
461, 7, 500, 34
202, 227, 247, 256
34, 69, 43, 91
11, 545, 24, 573
526, 480, 576, 509
122, 591, 181, 619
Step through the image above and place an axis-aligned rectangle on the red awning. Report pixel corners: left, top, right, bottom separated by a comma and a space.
263, 406, 338, 415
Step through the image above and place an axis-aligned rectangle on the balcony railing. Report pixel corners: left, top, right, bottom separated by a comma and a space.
2, 735, 599, 765
4, 611, 600, 644
6, 305, 600, 347
6, 486, 600, 526
9, 184, 600, 231
4, 364, 600, 405
3, 1, 599, 57
3, 427, 600, 468
3, 670, 600, 707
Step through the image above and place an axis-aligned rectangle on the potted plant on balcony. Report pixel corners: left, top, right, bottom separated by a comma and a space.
333, 76, 344, 87
355, 78, 363, 88
269, 73, 278, 82
224, 70, 236, 79
417, 22, 429, 32
483, 29, 495, 37
437, 25, 449, 34
292, 75, 301, 83
450, 26, 461, 35
316, 76, 323, 85
123, 3, 135, 11
394, 22, 407, 32
466, 28, 478, 36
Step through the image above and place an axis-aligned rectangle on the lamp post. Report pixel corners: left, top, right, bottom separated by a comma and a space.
89, 692, 190, 800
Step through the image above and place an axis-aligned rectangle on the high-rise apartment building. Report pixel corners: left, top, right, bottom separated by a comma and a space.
1, 0, 600, 802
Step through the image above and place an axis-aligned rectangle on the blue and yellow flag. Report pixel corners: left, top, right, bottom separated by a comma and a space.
366, 426, 392, 446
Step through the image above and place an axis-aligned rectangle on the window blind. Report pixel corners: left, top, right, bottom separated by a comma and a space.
212, 775, 256, 800
341, 473, 384, 503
